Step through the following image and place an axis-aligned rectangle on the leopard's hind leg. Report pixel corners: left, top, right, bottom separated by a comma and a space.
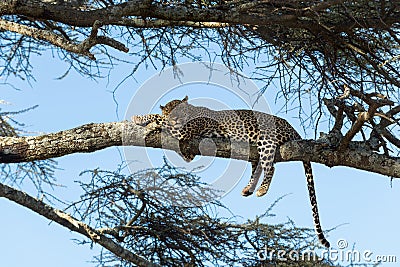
256, 165, 275, 197
255, 135, 277, 197
241, 161, 262, 196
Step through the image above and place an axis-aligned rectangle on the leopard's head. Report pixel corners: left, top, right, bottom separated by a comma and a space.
160, 96, 188, 116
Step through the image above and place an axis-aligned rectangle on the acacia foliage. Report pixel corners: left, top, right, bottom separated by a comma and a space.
70, 160, 336, 267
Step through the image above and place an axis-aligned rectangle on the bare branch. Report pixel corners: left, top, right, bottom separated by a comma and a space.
0, 18, 128, 59
0, 182, 160, 267
115, 18, 230, 28
338, 110, 373, 151
379, 128, 400, 150
337, 84, 351, 100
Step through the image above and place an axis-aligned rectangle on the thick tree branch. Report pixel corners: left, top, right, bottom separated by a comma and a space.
1, 0, 399, 30
0, 18, 93, 58
0, 121, 399, 178
115, 18, 230, 28
0, 182, 160, 267
0, 18, 128, 59
338, 108, 375, 151
280, 140, 400, 178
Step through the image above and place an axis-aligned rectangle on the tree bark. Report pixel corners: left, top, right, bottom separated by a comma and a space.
1, 121, 399, 178
1, 0, 399, 30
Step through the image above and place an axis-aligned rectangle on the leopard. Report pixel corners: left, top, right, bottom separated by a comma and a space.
132, 96, 330, 248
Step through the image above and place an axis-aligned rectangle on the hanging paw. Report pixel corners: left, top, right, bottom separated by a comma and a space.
146, 121, 162, 131
131, 115, 163, 131
241, 185, 254, 197
255, 185, 270, 197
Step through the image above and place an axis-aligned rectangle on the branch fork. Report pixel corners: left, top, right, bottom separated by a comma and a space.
324, 84, 397, 152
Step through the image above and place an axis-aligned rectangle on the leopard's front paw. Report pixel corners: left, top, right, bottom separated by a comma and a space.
178, 151, 195, 162
131, 115, 149, 126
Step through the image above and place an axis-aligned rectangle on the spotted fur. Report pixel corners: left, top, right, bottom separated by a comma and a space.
132, 96, 330, 248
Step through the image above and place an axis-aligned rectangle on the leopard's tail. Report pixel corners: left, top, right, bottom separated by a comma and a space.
303, 161, 330, 248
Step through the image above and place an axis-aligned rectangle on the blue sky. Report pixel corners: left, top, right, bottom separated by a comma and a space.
1, 51, 399, 266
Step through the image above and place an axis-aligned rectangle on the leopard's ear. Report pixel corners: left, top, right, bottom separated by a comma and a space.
160, 105, 164, 110
182, 96, 188, 102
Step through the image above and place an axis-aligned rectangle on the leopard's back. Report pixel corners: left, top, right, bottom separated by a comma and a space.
215, 110, 301, 144
173, 106, 301, 145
